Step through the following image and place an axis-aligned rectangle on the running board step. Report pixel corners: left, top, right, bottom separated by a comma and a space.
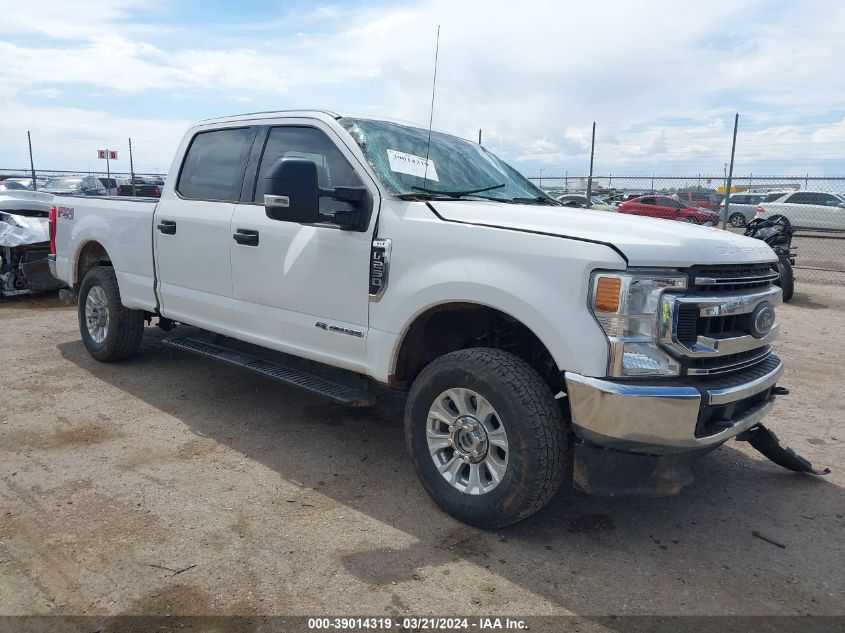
163, 336, 376, 407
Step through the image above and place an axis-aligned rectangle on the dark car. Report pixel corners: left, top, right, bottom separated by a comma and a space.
675, 191, 720, 211
41, 176, 107, 196
0, 180, 29, 191
618, 195, 719, 224
117, 183, 162, 197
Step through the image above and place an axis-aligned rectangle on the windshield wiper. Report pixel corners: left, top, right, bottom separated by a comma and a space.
510, 196, 560, 206
407, 183, 506, 199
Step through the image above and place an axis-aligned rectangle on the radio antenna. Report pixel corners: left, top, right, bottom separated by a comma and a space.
423, 25, 440, 185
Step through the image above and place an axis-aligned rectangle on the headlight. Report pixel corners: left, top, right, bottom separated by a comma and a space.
590, 270, 687, 377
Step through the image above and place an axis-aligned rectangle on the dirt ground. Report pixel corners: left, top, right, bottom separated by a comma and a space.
0, 284, 843, 618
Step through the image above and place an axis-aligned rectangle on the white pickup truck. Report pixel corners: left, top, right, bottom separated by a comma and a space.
49, 110, 826, 527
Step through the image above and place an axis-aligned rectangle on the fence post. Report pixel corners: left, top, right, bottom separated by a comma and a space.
585, 122, 596, 208
722, 113, 739, 230
129, 138, 136, 196
27, 131, 37, 190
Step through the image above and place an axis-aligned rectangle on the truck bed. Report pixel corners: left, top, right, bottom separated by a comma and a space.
52, 195, 159, 312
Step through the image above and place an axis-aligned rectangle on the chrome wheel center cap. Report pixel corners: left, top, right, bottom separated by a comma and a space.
451, 415, 489, 463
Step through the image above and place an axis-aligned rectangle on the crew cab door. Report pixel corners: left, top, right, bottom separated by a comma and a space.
228, 122, 377, 370
154, 125, 258, 331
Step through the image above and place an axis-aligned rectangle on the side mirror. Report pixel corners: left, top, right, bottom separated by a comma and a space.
838, 202, 845, 209
263, 157, 371, 230
264, 158, 320, 224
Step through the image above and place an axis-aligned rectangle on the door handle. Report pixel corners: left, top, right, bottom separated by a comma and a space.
233, 228, 259, 246
157, 220, 176, 235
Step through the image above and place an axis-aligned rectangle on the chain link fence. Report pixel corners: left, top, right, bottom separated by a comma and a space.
0, 167, 167, 196
530, 175, 845, 285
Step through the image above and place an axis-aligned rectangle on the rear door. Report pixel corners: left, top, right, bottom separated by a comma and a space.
655, 197, 680, 219
632, 196, 659, 217
154, 125, 258, 332
227, 121, 378, 370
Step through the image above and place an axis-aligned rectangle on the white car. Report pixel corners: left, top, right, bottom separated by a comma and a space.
556, 193, 617, 211
756, 190, 845, 230
50, 110, 808, 527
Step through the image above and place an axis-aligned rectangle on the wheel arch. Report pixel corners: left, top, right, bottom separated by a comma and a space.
74, 240, 112, 287
388, 300, 564, 395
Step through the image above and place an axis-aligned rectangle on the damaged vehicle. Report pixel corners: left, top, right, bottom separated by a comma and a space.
1, 191, 65, 298
49, 111, 828, 527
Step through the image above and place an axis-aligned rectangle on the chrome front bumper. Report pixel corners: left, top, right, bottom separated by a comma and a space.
565, 356, 783, 454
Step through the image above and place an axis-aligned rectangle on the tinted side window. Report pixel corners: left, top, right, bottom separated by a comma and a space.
178, 127, 255, 201
786, 192, 813, 204
254, 126, 363, 212
763, 192, 787, 202
640, 197, 657, 205
658, 198, 679, 208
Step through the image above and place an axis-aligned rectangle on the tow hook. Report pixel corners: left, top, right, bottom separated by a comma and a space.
737, 423, 830, 476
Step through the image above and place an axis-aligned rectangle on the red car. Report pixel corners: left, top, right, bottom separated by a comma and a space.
675, 191, 720, 211
617, 195, 719, 224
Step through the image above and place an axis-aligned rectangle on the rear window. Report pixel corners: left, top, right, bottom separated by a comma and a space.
177, 127, 255, 201
763, 192, 788, 202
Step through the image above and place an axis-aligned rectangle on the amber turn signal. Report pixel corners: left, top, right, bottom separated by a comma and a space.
594, 277, 622, 312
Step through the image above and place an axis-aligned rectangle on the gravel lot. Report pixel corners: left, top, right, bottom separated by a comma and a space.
1, 285, 843, 618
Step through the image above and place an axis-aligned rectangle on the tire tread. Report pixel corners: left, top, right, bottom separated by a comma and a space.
79, 266, 145, 361
406, 347, 567, 527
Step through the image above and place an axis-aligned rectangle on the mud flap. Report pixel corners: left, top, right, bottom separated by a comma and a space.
736, 424, 830, 475
572, 443, 696, 496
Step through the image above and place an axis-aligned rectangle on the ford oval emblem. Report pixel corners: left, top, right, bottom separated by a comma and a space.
750, 302, 776, 338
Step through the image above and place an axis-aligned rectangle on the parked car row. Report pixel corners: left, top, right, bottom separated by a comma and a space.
0, 175, 165, 197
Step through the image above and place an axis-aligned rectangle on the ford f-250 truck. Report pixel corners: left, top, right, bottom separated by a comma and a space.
49, 110, 828, 527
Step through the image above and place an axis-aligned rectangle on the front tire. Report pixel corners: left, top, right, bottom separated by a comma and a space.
681, 216, 698, 224
78, 266, 145, 361
405, 348, 567, 528
776, 257, 794, 302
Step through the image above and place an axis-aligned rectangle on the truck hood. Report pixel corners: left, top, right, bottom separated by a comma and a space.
430, 201, 777, 266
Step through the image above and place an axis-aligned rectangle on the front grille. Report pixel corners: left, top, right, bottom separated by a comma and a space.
676, 304, 749, 344
660, 263, 783, 376
688, 263, 779, 293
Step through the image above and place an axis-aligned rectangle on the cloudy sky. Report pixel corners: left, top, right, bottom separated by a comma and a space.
1, 0, 843, 177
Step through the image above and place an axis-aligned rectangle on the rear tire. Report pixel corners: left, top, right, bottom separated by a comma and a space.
729, 213, 746, 227
78, 266, 145, 361
405, 348, 567, 528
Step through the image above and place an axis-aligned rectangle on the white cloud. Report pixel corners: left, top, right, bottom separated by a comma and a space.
1, 0, 843, 175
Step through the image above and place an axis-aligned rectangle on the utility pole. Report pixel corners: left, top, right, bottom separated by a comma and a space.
27, 131, 36, 190
105, 149, 111, 185
478, 129, 482, 145
129, 138, 137, 196
585, 122, 596, 208
721, 113, 739, 230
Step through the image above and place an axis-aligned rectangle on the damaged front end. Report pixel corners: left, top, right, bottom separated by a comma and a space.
0, 193, 64, 298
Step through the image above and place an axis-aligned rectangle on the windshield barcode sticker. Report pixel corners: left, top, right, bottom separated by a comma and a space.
386, 149, 439, 182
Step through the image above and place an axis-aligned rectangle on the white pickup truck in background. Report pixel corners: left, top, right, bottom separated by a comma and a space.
48, 110, 828, 527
